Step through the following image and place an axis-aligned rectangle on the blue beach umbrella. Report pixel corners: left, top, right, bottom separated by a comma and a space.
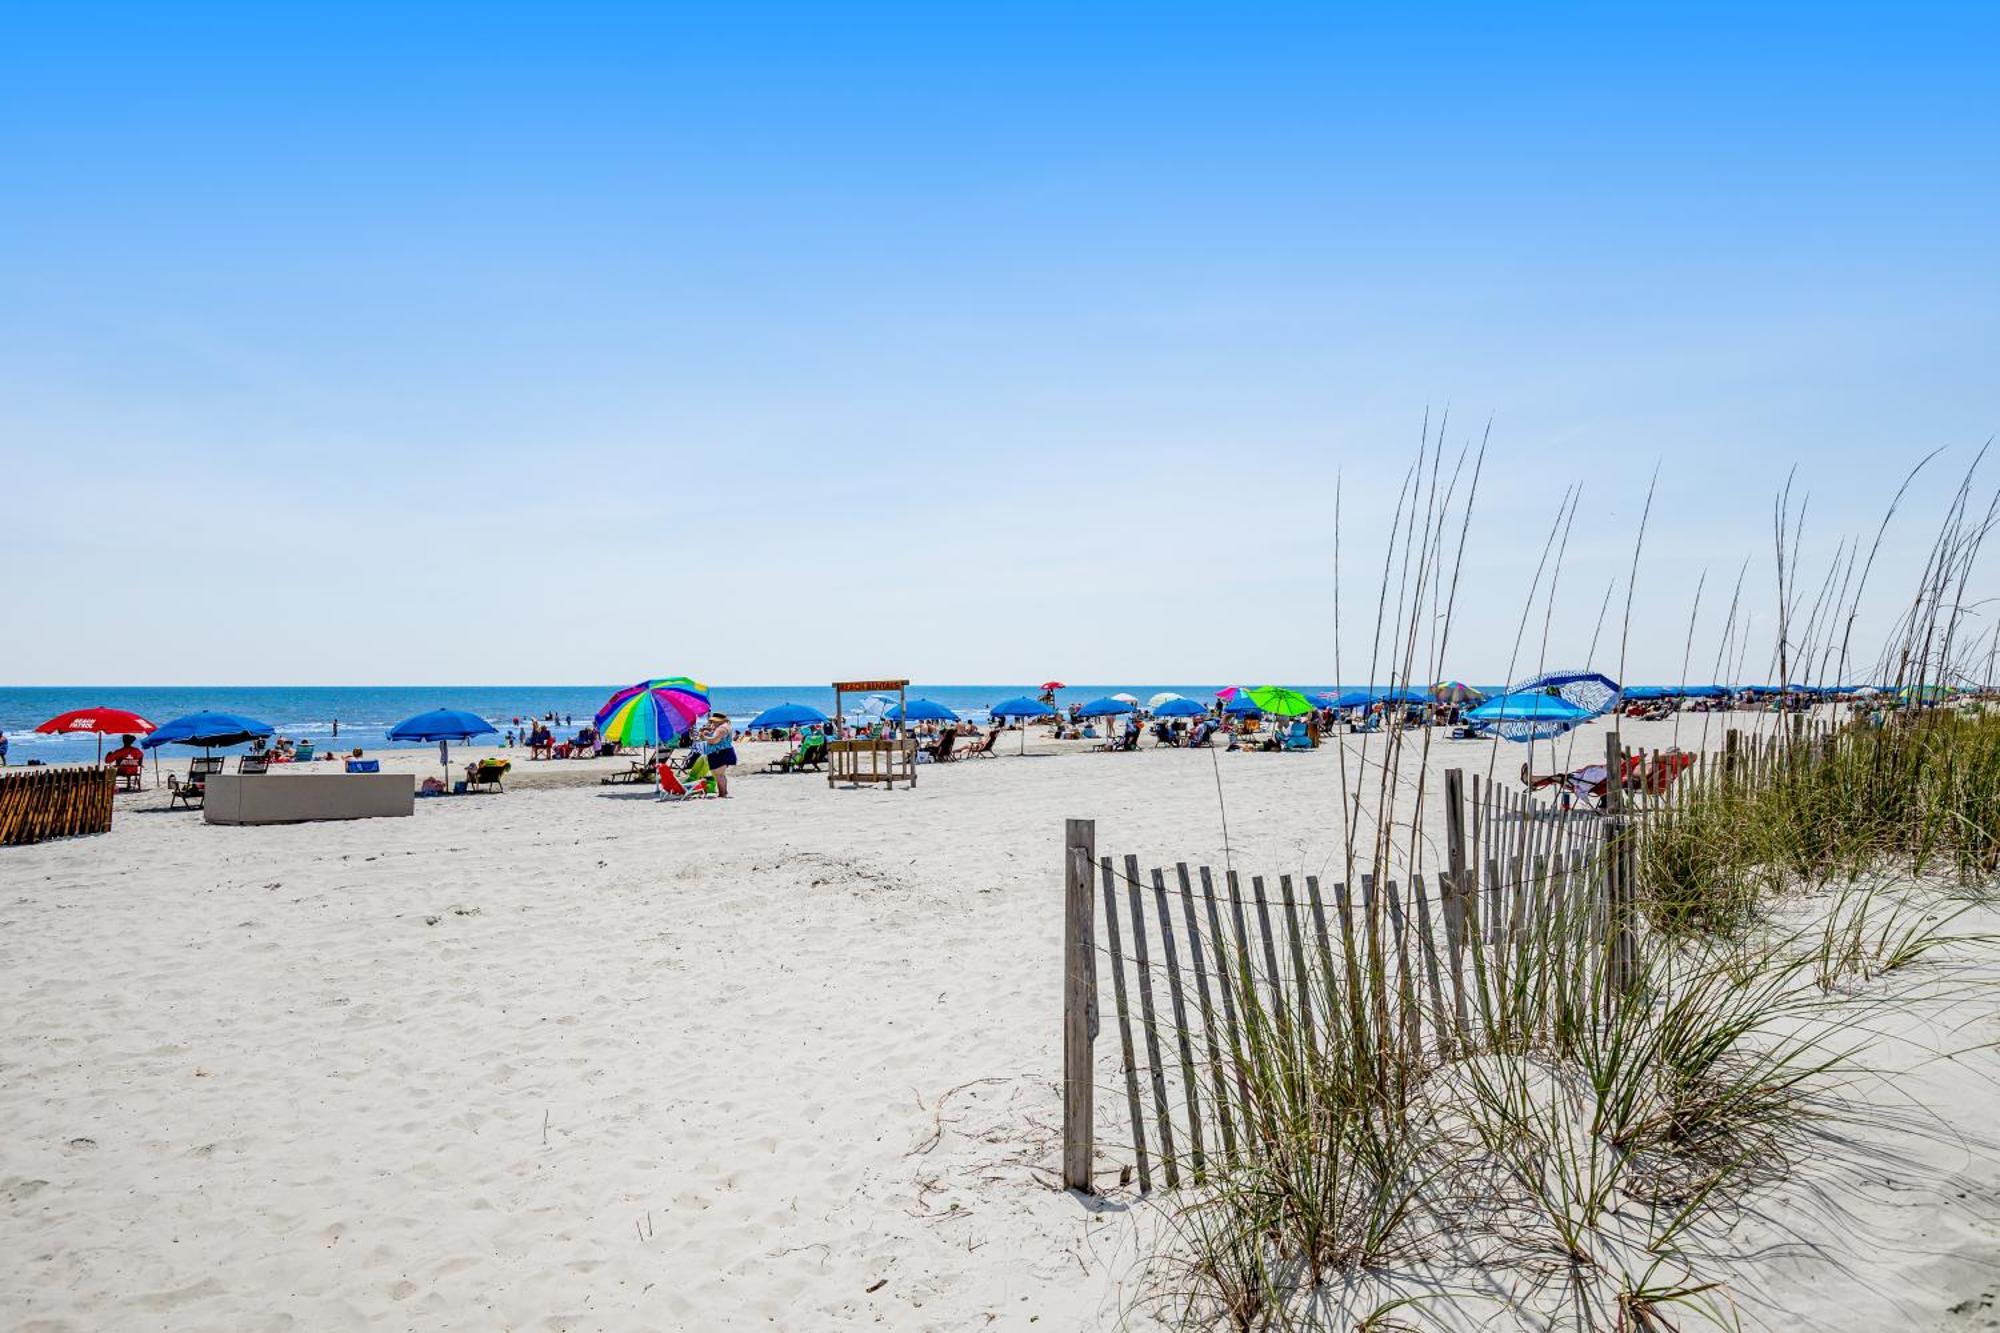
747, 702, 831, 731
141, 711, 275, 752
886, 699, 959, 723
990, 696, 1056, 719
989, 695, 1057, 752
1153, 697, 1208, 718
1076, 696, 1136, 718
389, 708, 499, 787
1223, 695, 1264, 716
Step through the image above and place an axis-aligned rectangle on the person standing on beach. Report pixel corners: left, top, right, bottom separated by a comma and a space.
698, 713, 738, 798
0, 730, 9, 765
332, 718, 339, 738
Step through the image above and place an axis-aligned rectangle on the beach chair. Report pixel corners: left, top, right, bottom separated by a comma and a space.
168, 756, 225, 809
769, 733, 829, 772
113, 757, 145, 791
953, 727, 1002, 760
928, 730, 956, 763
657, 753, 718, 801
239, 754, 270, 775
466, 758, 510, 792
293, 744, 314, 763
1283, 720, 1314, 751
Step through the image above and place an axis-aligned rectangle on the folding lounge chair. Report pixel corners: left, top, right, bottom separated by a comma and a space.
168, 756, 225, 808
657, 753, 718, 800
239, 755, 270, 775
1282, 720, 1314, 751
113, 758, 145, 791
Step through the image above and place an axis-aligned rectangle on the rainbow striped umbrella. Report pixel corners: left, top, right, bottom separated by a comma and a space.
595, 677, 711, 748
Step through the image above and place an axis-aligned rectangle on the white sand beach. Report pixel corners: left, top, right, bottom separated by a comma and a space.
4, 713, 1998, 1331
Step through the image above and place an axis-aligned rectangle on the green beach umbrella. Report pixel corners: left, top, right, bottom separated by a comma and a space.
1246, 686, 1315, 717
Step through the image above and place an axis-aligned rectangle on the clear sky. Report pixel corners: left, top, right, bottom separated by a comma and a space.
4, 3, 1995, 686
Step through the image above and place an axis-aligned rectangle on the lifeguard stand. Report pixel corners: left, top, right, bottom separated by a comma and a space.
829, 678, 919, 789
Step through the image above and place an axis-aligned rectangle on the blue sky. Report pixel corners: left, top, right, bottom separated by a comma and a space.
3, 4, 1995, 685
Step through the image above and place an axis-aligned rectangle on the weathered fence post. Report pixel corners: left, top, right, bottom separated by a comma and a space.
1442, 768, 1471, 1038
1063, 818, 1097, 1193
1603, 730, 1638, 994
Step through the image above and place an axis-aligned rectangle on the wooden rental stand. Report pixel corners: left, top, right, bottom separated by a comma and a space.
828, 678, 918, 789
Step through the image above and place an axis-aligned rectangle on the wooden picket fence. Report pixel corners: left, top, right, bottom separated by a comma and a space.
0, 765, 116, 847
1061, 746, 1641, 1194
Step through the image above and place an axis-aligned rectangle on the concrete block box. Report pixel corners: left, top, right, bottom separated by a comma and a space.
204, 772, 416, 825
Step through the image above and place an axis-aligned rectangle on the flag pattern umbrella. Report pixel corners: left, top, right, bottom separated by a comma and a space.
1431, 681, 1486, 705
596, 679, 712, 749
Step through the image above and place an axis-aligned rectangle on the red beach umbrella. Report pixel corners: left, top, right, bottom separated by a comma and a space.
36, 706, 158, 762
1040, 680, 1065, 691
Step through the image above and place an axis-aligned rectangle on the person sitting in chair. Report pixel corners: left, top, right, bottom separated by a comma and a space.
105, 734, 144, 769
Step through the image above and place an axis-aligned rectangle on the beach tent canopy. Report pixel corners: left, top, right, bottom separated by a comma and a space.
1466, 691, 1592, 741
141, 711, 275, 750
989, 695, 1056, 719
1076, 696, 1137, 718
388, 708, 497, 742
746, 702, 830, 730
1508, 669, 1621, 716
886, 698, 959, 722
1152, 697, 1207, 718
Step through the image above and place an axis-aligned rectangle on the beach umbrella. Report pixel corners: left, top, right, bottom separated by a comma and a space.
1431, 682, 1486, 706
1330, 690, 1377, 710
1223, 695, 1263, 716
1509, 669, 1621, 717
1040, 680, 1065, 692
1145, 692, 1184, 710
141, 711, 275, 751
886, 698, 959, 723
140, 710, 276, 782
35, 705, 157, 762
1076, 696, 1136, 718
389, 708, 499, 788
1246, 686, 1314, 718
1215, 685, 1248, 701
596, 679, 712, 749
1109, 692, 1140, 705
990, 695, 1057, 752
991, 696, 1056, 718
1465, 691, 1592, 741
747, 702, 830, 731
1153, 697, 1207, 718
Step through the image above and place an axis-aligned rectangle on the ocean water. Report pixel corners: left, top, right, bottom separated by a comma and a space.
0, 684, 1375, 765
